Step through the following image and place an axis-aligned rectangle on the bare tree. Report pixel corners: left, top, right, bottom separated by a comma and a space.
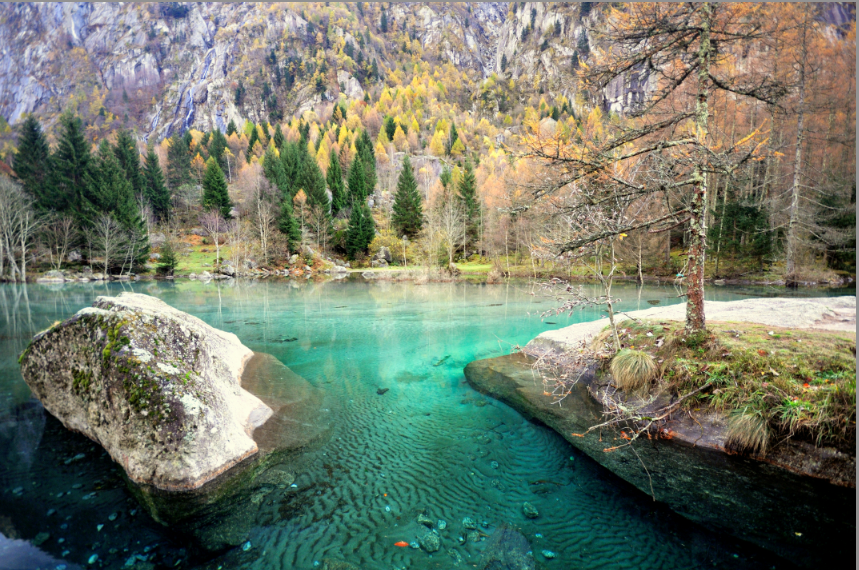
200, 210, 227, 266
136, 193, 154, 240
439, 195, 465, 266
307, 205, 330, 254
0, 177, 39, 282
42, 213, 78, 271
249, 177, 278, 265
87, 214, 127, 276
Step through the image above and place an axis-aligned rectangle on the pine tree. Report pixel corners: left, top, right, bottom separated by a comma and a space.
273, 123, 285, 150
246, 124, 260, 163
113, 130, 144, 197
142, 148, 171, 222
278, 196, 301, 252
262, 145, 289, 194
208, 129, 227, 169
392, 155, 423, 238
457, 159, 479, 246
13, 115, 54, 210
327, 148, 347, 216
445, 122, 460, 155
281, 141, 304, 195
356, 129, 377, 194
226, 119, 238, 136
201, 157, 232, 218
299, 157, 329, 213
500, 53, 508, 73
52, 113, 97, 223
347, 154, 366, 202
380, 9, 388, 33
166, 132, 192, 190
345, 201, 375, 259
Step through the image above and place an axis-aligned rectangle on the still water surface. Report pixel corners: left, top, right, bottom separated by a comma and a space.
0, 279, 852, 570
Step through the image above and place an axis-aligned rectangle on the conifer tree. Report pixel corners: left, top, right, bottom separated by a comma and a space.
262, 145, 289, 194
226, 119, 238, 136
53, 113, 97, 223
380, 8, 388, 33
347, 154, 366, 203
273, 123, 285, 150
113, 129, 144, 197
208, 129, 227, 169
246, 125, 260, 163
201, 157, 232, 218
13, 115, 53, 210
392, 155, 423, 238
457, 159, 479, 246
279, 142, 301, 194
299, 155, 330, 213
327, 148, 347, 216
166, 131, 192, 190
142, 148, 171, 222
356, 129, 377, 194
345, 201, 375, 259
278, 196, 301, 252
445, 121, 460, 156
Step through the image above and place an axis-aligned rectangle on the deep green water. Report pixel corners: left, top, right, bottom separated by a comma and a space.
0, 279, 853, 570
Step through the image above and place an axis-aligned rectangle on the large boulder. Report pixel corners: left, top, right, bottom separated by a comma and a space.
477, 525, 535, 570
19, 292, 272, 491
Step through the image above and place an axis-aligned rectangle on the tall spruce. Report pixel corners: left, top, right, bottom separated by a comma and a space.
142, 148, 171, 222
246, 124, 260, 163
356, 129, 377, 195
299, 154, 330, 213
273, 124, 285, 150
52, 113, 97, 223
226, 119, 238, 136
201, 157, 232, 218
327, 148, 347, 216
113, 130, 144, 197
346, 155, 366, 203
345, 201, 375, 259
13, 115, 54, 210
263, 146, 300, 251
280, 141, 304, 195
208, 128, 227, 169
262, 145, 288, 194
392, 155, 423, 238
457, 159, 479, 245
166, 131, 193, 190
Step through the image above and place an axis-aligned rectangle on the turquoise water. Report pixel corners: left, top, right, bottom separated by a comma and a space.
0, 279, 852, 570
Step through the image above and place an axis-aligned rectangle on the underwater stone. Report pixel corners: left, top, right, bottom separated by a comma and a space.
490, 461, 499, 469
87, 554, 98, 565
419, 531, 441, 553
477, 525, 536, 570
542, 550, 556, 559
242, 541, 252, 551
417, 513, 434, 527
32, 532, 50, 546
462, 517, 477, 530
437, 520, 447, 530
467, 531, 480, 543
523, 502, 539, 519
19, 292, 273, 492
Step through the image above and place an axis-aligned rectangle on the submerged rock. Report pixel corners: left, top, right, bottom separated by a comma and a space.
477, 525, 535, 570
522, 502, 539, 519
19, 292, 272, 491
419, 530, 441, 553
417, 513, 434, 527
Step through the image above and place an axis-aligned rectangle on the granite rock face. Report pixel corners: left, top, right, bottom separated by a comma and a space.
19, 292, 272, 491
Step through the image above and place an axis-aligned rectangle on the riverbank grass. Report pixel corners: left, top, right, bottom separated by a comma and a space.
599, 320, 856, 454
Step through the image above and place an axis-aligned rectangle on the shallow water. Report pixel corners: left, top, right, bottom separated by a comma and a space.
0, 279, 853, 570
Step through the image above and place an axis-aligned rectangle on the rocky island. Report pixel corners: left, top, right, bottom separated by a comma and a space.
465, 296, 856, 567
19, 292, 272, 491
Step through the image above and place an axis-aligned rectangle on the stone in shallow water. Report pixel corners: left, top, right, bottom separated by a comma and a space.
32, 532, 50, 546
417, 513, 434, 527
437, 519, 447, 530
419, 531, 440, 553
542, 550, 556, 559
462, 517, 477, 530
523, 502, 539, 519
467, 531, 480, 543
242, 541, 252, 551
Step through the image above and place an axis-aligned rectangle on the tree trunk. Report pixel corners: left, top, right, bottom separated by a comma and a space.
785, 5, 809, 280
685, 2, 712, 334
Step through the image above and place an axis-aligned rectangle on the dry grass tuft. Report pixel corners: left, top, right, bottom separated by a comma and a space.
726, 408, 772, 456
610, 349, 657, 392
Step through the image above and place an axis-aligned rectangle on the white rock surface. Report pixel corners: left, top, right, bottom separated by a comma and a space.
530, 296, 857, 352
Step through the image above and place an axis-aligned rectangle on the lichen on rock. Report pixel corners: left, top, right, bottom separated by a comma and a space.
19, 292, 272, 491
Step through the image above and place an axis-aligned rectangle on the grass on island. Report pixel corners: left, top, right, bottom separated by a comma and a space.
597, 320, 857, 455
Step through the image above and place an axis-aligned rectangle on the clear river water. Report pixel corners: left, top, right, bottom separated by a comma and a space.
0, 278, 853, 570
